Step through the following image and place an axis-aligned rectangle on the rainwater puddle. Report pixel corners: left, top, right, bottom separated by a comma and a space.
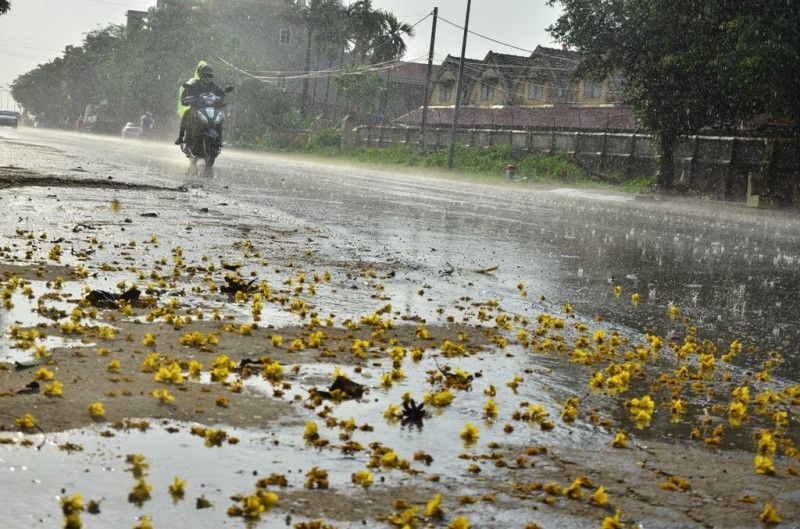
1, 280, 93, 364
549, 188, 634, 203
0, 421, 363, 528
0, 344, 615, 528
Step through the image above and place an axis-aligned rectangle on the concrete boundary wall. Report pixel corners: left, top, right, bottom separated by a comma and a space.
347, 125, 799, 203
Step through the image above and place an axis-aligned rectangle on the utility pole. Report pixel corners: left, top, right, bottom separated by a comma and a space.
447, 0, 471, 170
419, 7, 438, 153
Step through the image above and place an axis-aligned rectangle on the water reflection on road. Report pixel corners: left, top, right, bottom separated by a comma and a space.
216, 156, 800, 374
3, 130, 800, 528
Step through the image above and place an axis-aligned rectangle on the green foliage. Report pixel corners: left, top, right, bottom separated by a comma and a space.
242, 131, 309, 151
516, 152, 583, 183
10, 0, 415, 130
242, 137, 593, 185
547, 0, 800, 191
232, 80, 303, 138
306, 128, 343, 150
727, 5, 800, 122
11, 4, 233, 133
372, 11, 415, 63
333, 70, 385, 113
620, 176, 656, 194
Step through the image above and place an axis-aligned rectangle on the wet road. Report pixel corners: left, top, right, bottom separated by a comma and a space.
3, 128, 800, 528
7, 127, 799, 370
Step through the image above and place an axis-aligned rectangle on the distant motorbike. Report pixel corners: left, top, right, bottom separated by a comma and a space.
180, 86, 233, 174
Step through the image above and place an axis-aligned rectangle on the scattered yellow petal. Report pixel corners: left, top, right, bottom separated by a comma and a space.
447, 516, 470, 529
425, 492, 444, 517
44, 380, 63, 396
15, 413, 36, 430
590, 486, 608, 506
89, 402, 106, 418
759, 503, 781, 525
168, 476, 186, 499
351, 470, 373, 487
460, 423, 479, 445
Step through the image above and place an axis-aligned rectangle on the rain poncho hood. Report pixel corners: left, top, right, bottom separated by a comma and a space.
176, 60, 208, 117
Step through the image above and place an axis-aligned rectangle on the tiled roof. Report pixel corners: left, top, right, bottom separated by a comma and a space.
385, 62, 440, 84
486, 52, 530, 74
534, 46, 580, 70
395, 105, 637, 130
439, 55, 484, 77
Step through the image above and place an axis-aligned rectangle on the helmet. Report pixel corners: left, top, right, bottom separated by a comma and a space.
199, 64, 214, 80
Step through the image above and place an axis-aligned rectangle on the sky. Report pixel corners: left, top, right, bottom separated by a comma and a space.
0, 0, 563, 109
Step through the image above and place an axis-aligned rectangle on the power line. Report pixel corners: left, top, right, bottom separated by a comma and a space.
217, 52, 432, 84
437, 14, 534, 55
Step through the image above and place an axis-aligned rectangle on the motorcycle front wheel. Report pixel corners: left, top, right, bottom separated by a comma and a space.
203, 137, 217, 167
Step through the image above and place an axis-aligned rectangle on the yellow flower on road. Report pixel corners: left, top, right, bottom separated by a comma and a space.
425, 492, 444, 517
155, 362, 184, 384
631, 292, 640, 307
16, 413, 36, 430
759, 503, 781, 525
151, 389, 175, 404
611, 430, 628, 448
483, 399, 498, 419
303, 422, 319, 442
168, 476, 186, 499
754, 455, 775, 475
89, 402, 105, 418
447, 517, 470, 529
44, 380, 63, 396
590, 486, 609, 506
601, 509, 623, 529
351, 470, 373, 487
461, 423, 479, 445
34, 367, 55, 380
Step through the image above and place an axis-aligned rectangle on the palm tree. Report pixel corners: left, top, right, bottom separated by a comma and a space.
346, 0, 383, 64
283, 0, 346, 118
372, 11, 415, 63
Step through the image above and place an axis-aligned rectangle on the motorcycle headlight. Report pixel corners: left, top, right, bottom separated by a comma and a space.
196, 109, 209, 124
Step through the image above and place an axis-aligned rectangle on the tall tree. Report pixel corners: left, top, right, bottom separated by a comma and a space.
372, 11, 414, 63
283, 0, 346, 118
727, 2, 800, 123
547, 0, 799, 192
346, 0, 383, 64
0, 1, 10, 15
11, 2, 232, 133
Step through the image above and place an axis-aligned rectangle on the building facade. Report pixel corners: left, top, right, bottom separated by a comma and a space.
408, 45, 631, 130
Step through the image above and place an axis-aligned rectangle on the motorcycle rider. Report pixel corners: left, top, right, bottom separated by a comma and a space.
175, 61, 225, 145
140, 111, 154, 138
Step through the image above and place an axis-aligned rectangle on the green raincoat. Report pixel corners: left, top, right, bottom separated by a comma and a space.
176, 60, 208, 117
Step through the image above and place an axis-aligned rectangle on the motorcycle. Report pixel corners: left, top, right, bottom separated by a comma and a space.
180, 86, 234, 175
